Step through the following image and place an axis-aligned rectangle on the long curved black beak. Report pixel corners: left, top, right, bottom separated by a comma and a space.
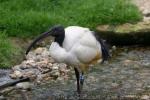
26, 30, 52, 55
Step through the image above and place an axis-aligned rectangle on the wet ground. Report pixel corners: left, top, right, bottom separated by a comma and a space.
0, 70, 14, 86
1, 46, 150, 100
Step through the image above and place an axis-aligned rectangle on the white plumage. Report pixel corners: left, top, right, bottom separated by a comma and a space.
49, 26, 102, 72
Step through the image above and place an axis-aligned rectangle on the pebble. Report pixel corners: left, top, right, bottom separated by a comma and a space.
50, 70, 60, 79
0, 87, 14, 94
111, 83, 119, 88
12, 70, 23, 78
141, 95, 150, 100
52, 65, 59, 70
34, 47, 45, 54
112, 45, 117, 51
9, 47, 70, 83
124, 95, 137, 99
0, 95, 6, 100
16, 82, 33, 90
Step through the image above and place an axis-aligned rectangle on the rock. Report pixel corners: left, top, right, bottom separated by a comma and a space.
143, 9, 150, 16
50, 70, 60, 79
10, 70, 23, 79
37, 60, 49, 68
41, 49, 50, 57
23, 70, 37, 79
122, 60, 133, 67
111, 83, 119, 88
59, 63, 67, 73
124, 95, 137, 99
112, 45, 117, 51
52, 63, 59, 70
141, 95, 150, 100
41, 69, 51, 74
0, 95, 6, 100
87, 76, 97, 82
9, 73, 17, 79
96, 21, 150, 45
49, 57, 55, 63
47, 63, 53, 68
34, 47, 45, 55
12, 65, 21, 71
0, 87, 14, 94
10, 47, 70, 83
37, 74, 50, 82
16, 82, 32, 90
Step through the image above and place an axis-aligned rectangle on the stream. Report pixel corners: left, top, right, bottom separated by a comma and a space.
0, 46, 150, 100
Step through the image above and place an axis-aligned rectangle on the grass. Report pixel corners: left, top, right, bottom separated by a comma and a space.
0, 0, 142, 68
0, 31, 23, 68
0, 0, 142, 38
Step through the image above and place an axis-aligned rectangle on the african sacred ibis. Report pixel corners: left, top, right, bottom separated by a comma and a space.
26, 25, 109, 94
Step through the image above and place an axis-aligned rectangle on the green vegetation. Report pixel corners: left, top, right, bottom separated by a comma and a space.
0, 0, 142, 38
0, 0, 142, 68
0, 32, 22, 68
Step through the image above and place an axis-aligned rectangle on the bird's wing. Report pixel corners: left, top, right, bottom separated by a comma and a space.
49, 42, 68, 63
63, 26, 90, 51
71, 32, 102, 64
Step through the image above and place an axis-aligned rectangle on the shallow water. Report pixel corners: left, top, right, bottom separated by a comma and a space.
0, 69, 14, 86
1, 46, 150, 100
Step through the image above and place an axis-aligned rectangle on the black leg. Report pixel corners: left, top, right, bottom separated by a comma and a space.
79, 72, 84, 92
74, 67, 80, 94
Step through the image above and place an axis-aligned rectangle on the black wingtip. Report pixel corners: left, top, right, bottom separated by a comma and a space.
92, 31, 110, 62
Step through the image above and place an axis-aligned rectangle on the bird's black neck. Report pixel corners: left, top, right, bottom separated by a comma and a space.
54, 32, 65, 47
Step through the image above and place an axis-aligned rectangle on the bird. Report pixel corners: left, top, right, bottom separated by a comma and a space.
26, 25, 110, 94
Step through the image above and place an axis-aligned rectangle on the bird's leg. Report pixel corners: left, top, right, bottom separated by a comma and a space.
74, 67, 80, 94
79, 72, 84, 92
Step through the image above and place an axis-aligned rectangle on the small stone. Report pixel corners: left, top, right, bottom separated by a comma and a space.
11, 70, 23, 78
87, 76, 97, 82
37, 74, 50, 81
112, 45, 117, 51
49, 58, 55, 63
57, 77, 64, 81
20, 65, 31, 70
122, 60, 133, 67
24, 60, 35, 64
0, 95, 6, 100
50, 70, 60, 79
111, 83, 119, 88
41, 69, 51, 74
12, 65, 21, 71
59, 63, 67, 72
15, 70, 22, 76
124, 95, 137, 99
9, 73, 17, 79
0, 87, 14, 94
141, 95, 150, 100
37, 60, 49, 68
23, 70, 36, 79
52, 63, 59, 70
34, 47, 45, 54
47, 63, 53, 68
143, 9, 150, 16
16, 82, 32, 90
41, 50, 50, 57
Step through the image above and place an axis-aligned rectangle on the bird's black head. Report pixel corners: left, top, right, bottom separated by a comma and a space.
26, 25, 65, 55
50, 25, 65, 37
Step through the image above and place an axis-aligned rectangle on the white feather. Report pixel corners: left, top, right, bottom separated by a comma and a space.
49, 26, 102, 67
49, 42, 67, 63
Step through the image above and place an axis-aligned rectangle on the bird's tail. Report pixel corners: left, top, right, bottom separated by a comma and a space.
99, 39, 110, 63
92, 31, 110, 63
